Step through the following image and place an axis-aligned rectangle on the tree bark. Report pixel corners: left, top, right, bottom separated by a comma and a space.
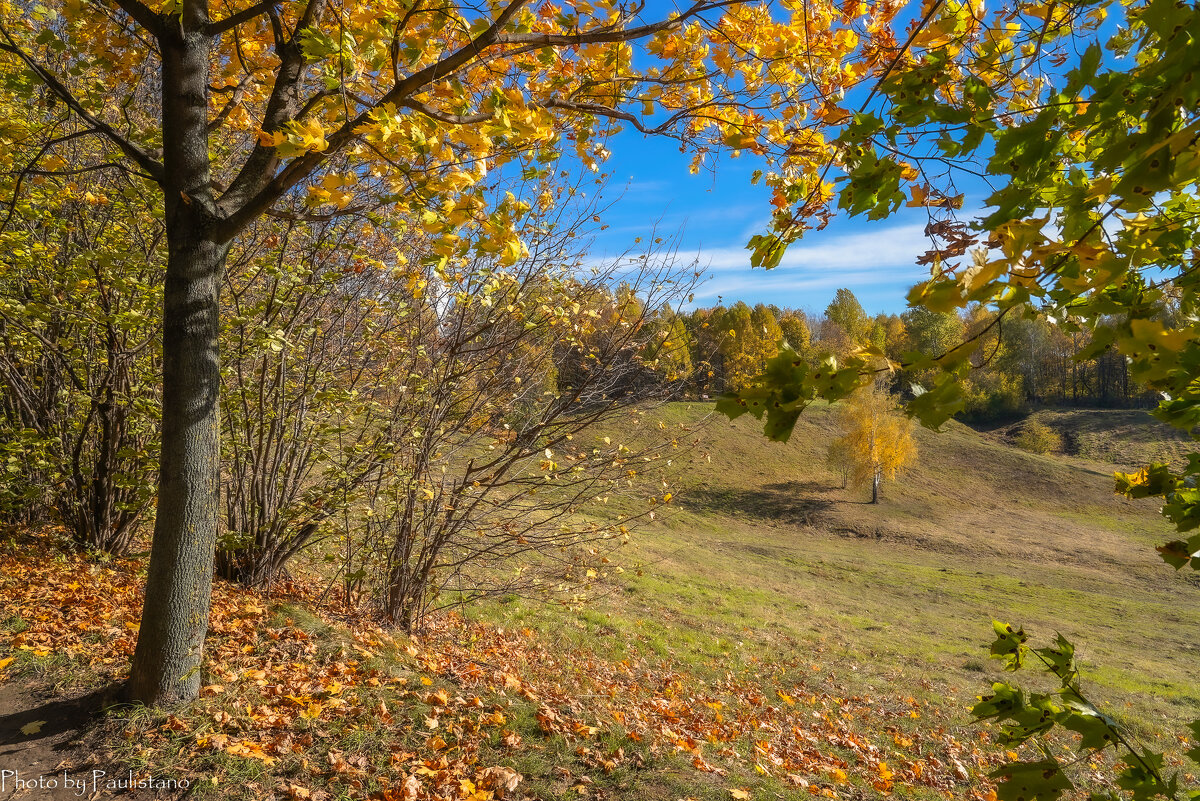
871, 469, 880, 504
127, 23, 226, 707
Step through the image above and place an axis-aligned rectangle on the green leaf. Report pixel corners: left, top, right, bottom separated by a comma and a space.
747, 234, 787, 270
905, 371, 966, 431
1034, 633, 1076, 682
972, 681, 1024, 721
990, 759, 1073, 801
989, 620, 1028, 670
1185, 720, 1200, 766
1059, 707, 1120, 751
1115, 754, 1171, 801
1156, 540, 1192, 569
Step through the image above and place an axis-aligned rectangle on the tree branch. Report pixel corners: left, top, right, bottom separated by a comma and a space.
401, 97, 491, 126
263, 204, 365, 222
215, 0, 328, 216
106, 0, 166, 39
207, 0, 277, 36
214, 0, 731, 241
215, 0, 534, 238
0, 26, 165, 184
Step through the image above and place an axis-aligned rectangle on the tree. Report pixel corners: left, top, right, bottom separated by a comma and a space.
217, 216, 422, 587
751, 303, 784, 359
720, 302, 782, 390
718, 302, 758, 390
824, 435, 852, 489
824, 288, 871, 347
828, 383, 916, 504
360, 233, 696, 631
0, 0, 893, 705
686, 306, 728, 397
643, 306, 695, 385
777, 311, 812, 360
720, 0, 1200, 794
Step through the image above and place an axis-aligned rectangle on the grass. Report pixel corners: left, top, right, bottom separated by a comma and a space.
470, 402, 1200, 738
3, 401, 1196, 800
990, 408, 1195, 469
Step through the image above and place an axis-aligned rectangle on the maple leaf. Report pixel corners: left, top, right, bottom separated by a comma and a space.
478, 766, 522, 798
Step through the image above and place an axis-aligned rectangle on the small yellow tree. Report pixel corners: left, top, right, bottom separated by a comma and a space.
829, 385, 917, 504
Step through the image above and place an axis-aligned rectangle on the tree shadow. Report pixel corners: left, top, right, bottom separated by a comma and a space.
679, 480, 837, 526
0, 684, 120, 750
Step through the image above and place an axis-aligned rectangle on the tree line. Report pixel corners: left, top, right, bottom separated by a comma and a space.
677, 287, 1164, 420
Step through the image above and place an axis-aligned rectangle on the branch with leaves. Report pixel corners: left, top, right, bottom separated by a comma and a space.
976, 621, 1200, 801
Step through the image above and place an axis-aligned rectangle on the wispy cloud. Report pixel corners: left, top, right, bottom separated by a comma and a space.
582, 220, 937, 312
684, 223, 934, 309
693, 223, 930, 273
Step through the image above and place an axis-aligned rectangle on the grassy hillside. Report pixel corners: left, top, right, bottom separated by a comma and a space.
988, 407, 1194, 470
476, 402, 1199, 733
2, 402, 1195, 801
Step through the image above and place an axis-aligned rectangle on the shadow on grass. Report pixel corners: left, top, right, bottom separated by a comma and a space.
680, 480, 837, 526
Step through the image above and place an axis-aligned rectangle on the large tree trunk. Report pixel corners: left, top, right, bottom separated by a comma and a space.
871, 470, 880, 504
127, 25, 225, 707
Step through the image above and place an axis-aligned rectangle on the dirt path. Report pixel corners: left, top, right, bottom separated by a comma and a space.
0, 680, 183, 801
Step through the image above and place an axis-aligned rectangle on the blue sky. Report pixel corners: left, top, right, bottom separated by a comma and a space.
585, 130, 944, 316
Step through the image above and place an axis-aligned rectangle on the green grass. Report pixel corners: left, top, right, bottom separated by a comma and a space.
10, 400, 1196, 801
469, 401, 1200, 739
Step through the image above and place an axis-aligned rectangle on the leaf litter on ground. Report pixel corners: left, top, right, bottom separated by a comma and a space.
0, 529, 1028, 800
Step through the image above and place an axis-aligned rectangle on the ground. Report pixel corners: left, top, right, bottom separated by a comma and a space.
0, 403, 1196, 800
0, 679, 170, 801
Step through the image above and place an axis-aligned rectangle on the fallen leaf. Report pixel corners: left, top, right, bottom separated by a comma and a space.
20, 720, 46, 736
479, 765, 522, 797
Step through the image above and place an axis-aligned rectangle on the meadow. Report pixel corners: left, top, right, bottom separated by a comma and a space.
2, 403, 1195, 801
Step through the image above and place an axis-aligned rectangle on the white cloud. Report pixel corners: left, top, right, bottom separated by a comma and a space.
581, 220, 938, 312
694, 223, 930, 273
690, 269, 914, 302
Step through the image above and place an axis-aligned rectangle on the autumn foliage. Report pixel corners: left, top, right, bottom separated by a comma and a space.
1, 529, 1007, 800
829, 384, 916, 504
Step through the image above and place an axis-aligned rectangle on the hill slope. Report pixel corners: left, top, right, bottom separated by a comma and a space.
483, 402, 1199, 731
2, 402, 1194, 801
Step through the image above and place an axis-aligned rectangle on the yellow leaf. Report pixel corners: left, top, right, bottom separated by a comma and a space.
730, 790, 751, 800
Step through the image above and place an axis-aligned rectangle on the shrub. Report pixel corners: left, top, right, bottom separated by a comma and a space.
1015, 419, 1062, 454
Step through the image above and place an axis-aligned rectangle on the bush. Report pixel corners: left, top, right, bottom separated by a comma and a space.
1015, 419, 1062, 454
959, 372, 1027, 422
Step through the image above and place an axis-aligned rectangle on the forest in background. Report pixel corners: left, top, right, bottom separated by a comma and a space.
671, 288, 1165, 420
